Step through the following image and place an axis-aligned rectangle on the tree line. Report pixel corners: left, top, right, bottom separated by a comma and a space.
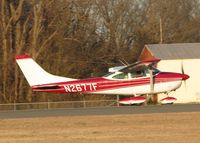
1, 0, 200, 103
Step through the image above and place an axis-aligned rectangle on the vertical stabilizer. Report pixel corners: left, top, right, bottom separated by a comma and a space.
16, 54, 76, 86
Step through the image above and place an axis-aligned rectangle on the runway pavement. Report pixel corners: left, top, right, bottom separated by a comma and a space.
0, 104, 200, 119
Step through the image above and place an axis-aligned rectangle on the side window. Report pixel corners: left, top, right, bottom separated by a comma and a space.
130, 70, 146, 78
112, 73, 128, 79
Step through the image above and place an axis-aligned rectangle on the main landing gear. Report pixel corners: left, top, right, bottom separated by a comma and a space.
118, 96, 146, 105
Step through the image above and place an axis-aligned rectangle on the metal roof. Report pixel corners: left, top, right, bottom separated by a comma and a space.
145, 43, 200, 60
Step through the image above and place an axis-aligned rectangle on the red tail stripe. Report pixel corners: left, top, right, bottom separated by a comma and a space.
16, 54, 31, 60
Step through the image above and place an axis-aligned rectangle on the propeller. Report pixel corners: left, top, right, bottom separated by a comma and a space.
181, 61, 184, 74
181, 61, 187, 89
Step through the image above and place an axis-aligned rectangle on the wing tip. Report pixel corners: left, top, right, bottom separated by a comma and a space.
16, 54, 31, 60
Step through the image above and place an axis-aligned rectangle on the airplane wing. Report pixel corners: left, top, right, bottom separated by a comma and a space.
119, 59, 160, 72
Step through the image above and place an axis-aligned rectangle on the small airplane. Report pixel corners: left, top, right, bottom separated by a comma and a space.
16, 54, 189, 105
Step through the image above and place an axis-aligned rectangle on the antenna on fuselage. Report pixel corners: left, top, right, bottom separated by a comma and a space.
119, 59, 129, 66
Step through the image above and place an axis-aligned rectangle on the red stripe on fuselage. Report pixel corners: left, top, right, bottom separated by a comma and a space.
32, 72, 183, 93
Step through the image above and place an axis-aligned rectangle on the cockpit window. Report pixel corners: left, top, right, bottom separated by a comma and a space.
104, 67, 160, 79
130, 70, 146, 78
112, 73, 128, 79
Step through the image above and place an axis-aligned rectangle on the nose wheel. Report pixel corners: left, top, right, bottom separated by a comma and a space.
160, 92, 177, 104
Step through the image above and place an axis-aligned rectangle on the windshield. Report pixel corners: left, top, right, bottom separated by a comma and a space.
152, 67, 160, 74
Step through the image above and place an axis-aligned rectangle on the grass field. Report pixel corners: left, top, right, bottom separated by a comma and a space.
0, 112, 200, 143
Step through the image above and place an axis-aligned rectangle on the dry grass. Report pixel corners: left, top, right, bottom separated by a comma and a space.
0, 112, 200, 143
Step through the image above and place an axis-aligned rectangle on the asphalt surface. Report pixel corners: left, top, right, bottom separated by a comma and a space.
0, 104, 200, 119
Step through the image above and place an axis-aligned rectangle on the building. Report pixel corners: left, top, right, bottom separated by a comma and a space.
139, 43, 200, 103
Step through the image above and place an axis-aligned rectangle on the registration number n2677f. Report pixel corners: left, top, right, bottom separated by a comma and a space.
64, 83, 97, 92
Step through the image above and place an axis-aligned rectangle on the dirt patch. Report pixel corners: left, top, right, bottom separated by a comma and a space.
0, 112, 200, 143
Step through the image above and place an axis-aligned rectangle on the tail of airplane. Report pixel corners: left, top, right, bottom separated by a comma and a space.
16, 54, 76, 86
